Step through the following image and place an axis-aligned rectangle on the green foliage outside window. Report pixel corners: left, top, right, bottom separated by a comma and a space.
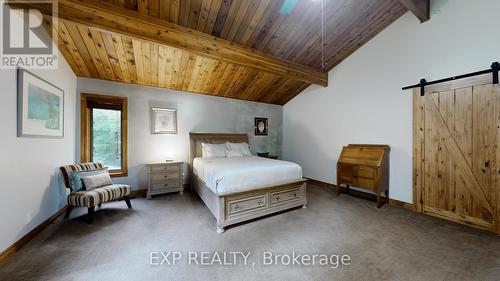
92, 108, 121, 170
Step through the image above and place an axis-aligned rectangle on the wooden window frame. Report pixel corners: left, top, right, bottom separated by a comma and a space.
80, 93, 128, 177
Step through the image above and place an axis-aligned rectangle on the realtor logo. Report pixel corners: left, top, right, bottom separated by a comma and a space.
1, 0, 58, 69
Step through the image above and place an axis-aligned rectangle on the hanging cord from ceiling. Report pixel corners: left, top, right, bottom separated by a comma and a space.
321, 0, 326, 70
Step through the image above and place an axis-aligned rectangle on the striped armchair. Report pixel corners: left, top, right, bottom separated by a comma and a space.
60, 163, 132, 223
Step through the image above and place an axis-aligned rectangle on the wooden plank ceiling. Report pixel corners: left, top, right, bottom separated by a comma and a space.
49, 0, 407, 105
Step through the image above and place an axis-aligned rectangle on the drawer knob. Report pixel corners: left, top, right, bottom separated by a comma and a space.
234, 205, 239, 209
164, 175, 168, 178
164, 184, 168, 187
293, 193, 297, 197
275, 196, 280, 201
257, 200, 263, 205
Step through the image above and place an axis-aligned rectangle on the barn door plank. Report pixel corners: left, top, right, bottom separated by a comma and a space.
495, 84, 500, 233
413, 89, 425, 212
472, 85, 497, 211
424, 94, 494, 217
454, 87, 474, 216
438, 91, 455, 211
424, 96, 440, 209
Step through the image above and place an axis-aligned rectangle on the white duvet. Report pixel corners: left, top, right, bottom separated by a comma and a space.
193, 156, 303, 195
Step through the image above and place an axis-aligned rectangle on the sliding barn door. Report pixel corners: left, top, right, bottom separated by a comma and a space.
413, 75, 500, 233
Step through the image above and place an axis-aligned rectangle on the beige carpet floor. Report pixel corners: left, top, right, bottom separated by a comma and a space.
1, 184, 499, 281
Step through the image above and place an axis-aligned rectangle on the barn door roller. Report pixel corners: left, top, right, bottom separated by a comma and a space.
403, 61, 500, 96
492, 61, 499, 84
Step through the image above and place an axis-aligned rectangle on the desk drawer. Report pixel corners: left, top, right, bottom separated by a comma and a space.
151, 172, 180, 183
339, 165, 354, 183
357, 166, 375, 179
227, 195, 268, 216
354, 177, 375, 190
271, 188, 301, 205
151, 179, 180, 191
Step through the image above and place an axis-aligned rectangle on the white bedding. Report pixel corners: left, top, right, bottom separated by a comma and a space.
193, 156, 303, 195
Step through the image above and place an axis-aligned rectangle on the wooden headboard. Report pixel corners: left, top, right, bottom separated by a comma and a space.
189, 132, 249, 168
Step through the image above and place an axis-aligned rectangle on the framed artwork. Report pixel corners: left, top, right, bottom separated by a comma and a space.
17, 69, 64, 138
152, 107, 177, 134
254, 117, 268, 136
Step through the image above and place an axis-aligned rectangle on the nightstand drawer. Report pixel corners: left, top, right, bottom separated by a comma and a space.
151, 179, 180, 191
151, 172, 180, 183
270, 188, 301, 205
149, 164, 181, 173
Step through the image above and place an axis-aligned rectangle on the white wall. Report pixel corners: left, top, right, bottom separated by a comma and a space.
0, 20, 77, 252
283, 0, 500, 203
77, 78, 283, 189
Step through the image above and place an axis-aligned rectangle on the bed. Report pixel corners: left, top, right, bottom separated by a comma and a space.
189, 133, 307, 233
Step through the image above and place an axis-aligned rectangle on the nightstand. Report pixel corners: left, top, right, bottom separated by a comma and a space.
146, 162, 183, 199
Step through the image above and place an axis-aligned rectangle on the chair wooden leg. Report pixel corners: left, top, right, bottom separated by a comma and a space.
64, 206, 73, 218
124, 196, 132, 208
87, 207, 95, 224
98, 203, 102, 208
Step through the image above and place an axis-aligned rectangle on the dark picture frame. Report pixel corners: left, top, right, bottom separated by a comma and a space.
254, 117, 268, 136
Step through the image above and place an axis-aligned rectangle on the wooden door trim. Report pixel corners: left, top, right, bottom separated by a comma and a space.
412, 88, 425, 212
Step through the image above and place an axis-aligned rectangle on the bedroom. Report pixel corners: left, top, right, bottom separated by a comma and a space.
0, 0, 499, 280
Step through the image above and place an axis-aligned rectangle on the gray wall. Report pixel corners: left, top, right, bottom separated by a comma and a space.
0, 13, 77, 252
283, 0, 500, 203
77, 78, 283, 189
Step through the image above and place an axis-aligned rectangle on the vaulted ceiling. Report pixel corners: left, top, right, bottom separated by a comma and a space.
12, 0, 412, 105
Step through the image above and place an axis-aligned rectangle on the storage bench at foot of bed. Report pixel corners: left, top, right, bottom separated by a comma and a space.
192, 176, 307, 233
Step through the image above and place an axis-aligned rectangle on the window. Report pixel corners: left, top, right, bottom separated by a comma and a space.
81, 93, 128, 177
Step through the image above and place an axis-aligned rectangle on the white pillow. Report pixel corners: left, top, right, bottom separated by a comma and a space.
226, 142, 252, 157
82, 173, 113, 190
201, 143, 227, 158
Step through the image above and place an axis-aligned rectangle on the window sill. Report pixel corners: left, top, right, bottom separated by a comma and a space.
110, 171, 128, 178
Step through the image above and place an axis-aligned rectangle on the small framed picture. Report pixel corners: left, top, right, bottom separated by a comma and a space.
17, 68, 64, 138
254, 117, 268, 136
152, 108, 177, 134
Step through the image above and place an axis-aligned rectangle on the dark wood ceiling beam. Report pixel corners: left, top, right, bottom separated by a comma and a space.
7, 0, 328, 86
399, 0, 430, 23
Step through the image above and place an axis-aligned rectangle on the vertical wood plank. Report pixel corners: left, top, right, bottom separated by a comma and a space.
196, 0, 212, 31
203, 0, 222, 34
438, 90, 455, 211
150, 44, 159, 86
77, 25, 107, 79
473, 84, 496, 208
141, 42, 152, 85
454, 87, 473, 216
169, 0, 181, 23
132, 40, 144, 84
413, 88, 424, 212
57, 21, 91, 77
175, 52, 190, 89
164, 48, 175, 88
157, 46, 167, 87
111, 35, 131, 82
424, 94, 440, 209
123, 38, 138, 83
170, 49, 183, 88
102, 33, 124, 81
495, 84, 500, 234
159, 0, 170, 20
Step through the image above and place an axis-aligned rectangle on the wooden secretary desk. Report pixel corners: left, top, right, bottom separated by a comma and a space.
337, 144, 390, 208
